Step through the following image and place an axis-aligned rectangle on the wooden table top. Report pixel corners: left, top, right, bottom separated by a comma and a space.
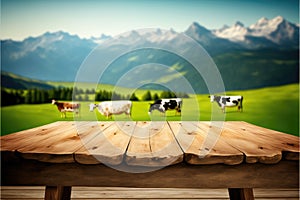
1, 121, 299, 166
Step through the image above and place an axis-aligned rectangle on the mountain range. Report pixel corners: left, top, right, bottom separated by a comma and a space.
213, 16, 299, 48
1, 16, 299, 93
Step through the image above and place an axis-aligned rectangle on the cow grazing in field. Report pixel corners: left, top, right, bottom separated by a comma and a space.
52, 99, 80, 118
209, 95, 243, 113
89, 101, 132, 119
148, 98, 182, 116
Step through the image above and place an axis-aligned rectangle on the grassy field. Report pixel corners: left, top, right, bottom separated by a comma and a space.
1, 84, 298, 136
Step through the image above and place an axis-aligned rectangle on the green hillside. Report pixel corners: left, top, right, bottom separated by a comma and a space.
213, 49, 299, 90
94, 49, 299, 93
1, 84, 298, 136
2, 48, 299, 94
1, 71, 54, 90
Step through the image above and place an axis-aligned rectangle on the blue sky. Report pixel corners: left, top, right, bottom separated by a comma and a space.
1, 0, 299, 40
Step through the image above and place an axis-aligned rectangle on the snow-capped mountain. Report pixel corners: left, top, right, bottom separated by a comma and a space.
1, 16, 299, 91
213, 16, 299, 48
6, 31, 96, 60
249, 16, 299, 46
91, 33, 112, 44
108, 28, 179, 45
185, 22, 241, 53
214, 21, 248, 42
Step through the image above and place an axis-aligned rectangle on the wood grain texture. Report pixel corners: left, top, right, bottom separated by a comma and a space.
125, 121, 183, 167
74, 121, 133, 165
168, 121, 244, 165
126, 121, 153, 166
1, 121, 299, 166
234, 122, 299, 161
74, 121, 113, 164
2, 187, 299, 199
2, 160, 299, 188
1, 121, 299, 200
202, 122, 283, 164
148, 121, 183, 166
1, 122, 81, 163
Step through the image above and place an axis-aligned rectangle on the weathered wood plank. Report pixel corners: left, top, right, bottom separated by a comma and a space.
0, 121, 66, 151
2, 159, 298, 188
125, 121, 154, 166
1, 121, 299, 166
200, 122, 283, 164
168, 121, 244, 165
16, 122, 91, 163
1, 187, 299, 199
148, 121, 183, 166
230, 122, 300, 160
1, 122, 82, 163
1, 186, 45, 199
75, 121, 134, 165
74, 121, 115, 164
126, 121, 183, 167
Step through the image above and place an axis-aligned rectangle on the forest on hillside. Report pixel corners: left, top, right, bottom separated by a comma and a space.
1, 87, 189, 107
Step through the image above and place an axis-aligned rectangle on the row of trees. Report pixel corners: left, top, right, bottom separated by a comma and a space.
94, 90, 188, 102
1, 87, 90, 106
1, 87, 189, 107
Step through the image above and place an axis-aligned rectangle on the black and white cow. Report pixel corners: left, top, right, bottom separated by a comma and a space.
209, 95, 243, 113
148, 98, 182, 115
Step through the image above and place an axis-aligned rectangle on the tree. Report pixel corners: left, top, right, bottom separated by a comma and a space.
84, 94, 89, 101
30, 89, 36, 104
25, 90, 32, 104
85, 89, 91, 94
129, 93, 139, 101
160, 91, 176, 98
152, 93, 159, 100
112, 92, 121, 100
40, 90, 48, 103
67, 89, 73, 100
1, 89, 22, 106
77, 95, 83, 101
142, 91, 152, 101
176, 92, 189, 98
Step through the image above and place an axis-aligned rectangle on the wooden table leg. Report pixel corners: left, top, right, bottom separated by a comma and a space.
228, 188, 254, 200
45, 186, 72, 200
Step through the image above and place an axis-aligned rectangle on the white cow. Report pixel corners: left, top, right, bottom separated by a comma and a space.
209, 95, 243, 113
89, 101, 132, 118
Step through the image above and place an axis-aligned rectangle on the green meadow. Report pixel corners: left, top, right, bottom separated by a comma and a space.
1, 84, 298, 136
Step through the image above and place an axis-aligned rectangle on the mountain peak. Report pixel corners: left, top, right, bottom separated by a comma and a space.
213, 15, 299, 47
187, 22, 211, 35
191, 21, 200, 27
257, 17, 269, 25
234, 21, 244, 27
268, 16, 287, 29
254, 16, 286, 28
156, 28, 162, 34
250, 16, 290, 34
273, 15, 284, 22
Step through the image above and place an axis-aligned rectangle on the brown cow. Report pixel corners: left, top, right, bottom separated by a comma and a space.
52, 99, 80, 118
